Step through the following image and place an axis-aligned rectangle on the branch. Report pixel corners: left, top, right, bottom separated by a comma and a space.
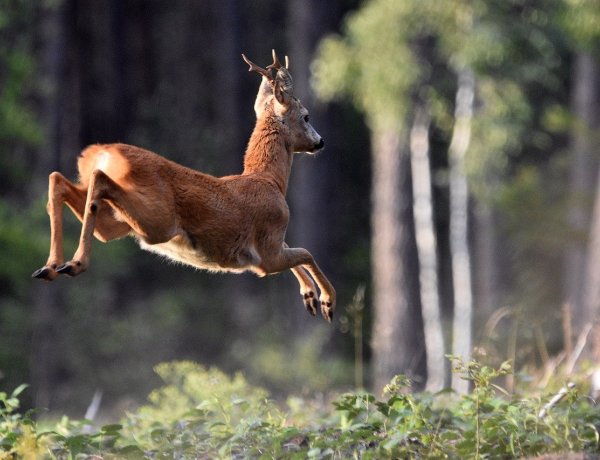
538, 382, 576, 419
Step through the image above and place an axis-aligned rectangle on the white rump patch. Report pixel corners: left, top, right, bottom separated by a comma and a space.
96, 150, 111, 173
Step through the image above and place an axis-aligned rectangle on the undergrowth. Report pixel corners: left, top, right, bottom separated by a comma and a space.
2, 358, 600, 459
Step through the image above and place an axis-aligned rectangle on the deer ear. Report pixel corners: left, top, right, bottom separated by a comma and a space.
273, 64, 293, 106
253, 76, 273, 118
273, 82, 291, 106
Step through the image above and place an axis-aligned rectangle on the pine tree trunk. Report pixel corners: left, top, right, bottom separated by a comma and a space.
449, 69, 475, 394
371, 125, 425, 394
585, 196, 600, 327
409, 108, 446, 392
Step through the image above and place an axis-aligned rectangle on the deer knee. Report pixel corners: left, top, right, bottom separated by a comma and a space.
48, 171, 65, 185
88, 169, 118, 202
89, 200, 100, 215
49, 171, 59, 185
48, 171, 66, 199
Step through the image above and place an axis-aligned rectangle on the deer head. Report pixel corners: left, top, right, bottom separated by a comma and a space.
242, 50, 324, 154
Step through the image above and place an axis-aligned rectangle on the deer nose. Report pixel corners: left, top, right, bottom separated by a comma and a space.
315, 138, 325, 150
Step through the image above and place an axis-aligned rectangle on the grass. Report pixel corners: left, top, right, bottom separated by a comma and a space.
1, 359, 600, 459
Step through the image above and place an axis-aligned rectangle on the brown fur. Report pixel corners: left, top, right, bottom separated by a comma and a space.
32, 51, 335, 322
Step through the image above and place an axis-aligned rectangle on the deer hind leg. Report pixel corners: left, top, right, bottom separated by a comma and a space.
32, 171, 131, 280
32, 172, 81, 280
262, 246, 336, 322
54, 169, 136, 277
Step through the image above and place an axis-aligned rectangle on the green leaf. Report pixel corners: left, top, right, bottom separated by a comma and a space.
11, 383, 28, 398
101, 423, 123, 433
307, 447, 322, 458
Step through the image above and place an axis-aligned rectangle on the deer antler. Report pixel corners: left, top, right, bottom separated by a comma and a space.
267, 49, 293, 94
267, 49, 284, 70
243, 50, 294, 95
242, 54, 273, 81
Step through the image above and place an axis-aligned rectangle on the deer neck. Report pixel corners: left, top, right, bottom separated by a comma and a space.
242, 115, 293, 195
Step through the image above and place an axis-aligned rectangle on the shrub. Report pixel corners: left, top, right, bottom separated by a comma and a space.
1, 359, 600, 458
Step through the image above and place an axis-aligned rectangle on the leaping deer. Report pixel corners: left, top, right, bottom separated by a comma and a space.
32, 50, 336, 322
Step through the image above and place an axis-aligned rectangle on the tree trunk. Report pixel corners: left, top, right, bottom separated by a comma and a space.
213, 0, 244, 173
579, 53, 600, 337
473, 202, 500, 321
409, 108, 446, 392
30, 0, 69, 410
285, 0, 335, 330
583, 173, 600, 368
371, 125, 425, 394
449, 69, 475, 394
566, 53, 599, 334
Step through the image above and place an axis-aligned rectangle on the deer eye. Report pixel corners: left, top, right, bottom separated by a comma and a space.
304, 115, 310, 123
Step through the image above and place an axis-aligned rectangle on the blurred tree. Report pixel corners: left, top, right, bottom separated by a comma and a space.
448, 68, 475, 394
284, 0, 337, 331
314, 0, 429, 392
0, 0, 45, 404
315, 0, 573, 391
409, 107, 446, 392
560, 0, 600, 360
557, 0, 600, 333
567, 53, 599, 333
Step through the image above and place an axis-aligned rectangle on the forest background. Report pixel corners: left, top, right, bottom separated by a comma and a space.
1, 0, 600, 421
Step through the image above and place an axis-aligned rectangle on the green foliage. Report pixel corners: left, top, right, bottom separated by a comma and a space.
559, 0, 600, 51
0, 200, 47, 296
2, 359, 600, 459
314, 0, 563, 199
0, 0, 40, 145
313, 0, 424, 129
122, 361, 286, 459
0, 0, 42, 195
236, 327, 352, 395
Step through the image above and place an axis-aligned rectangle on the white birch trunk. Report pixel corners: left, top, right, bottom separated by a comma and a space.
580, 54, 600, 336
567, 53, 599, 333
409, 109, 446, 392
449, 69, 475, 394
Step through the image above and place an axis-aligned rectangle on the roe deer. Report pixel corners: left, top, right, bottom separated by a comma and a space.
32, 50, 336, 322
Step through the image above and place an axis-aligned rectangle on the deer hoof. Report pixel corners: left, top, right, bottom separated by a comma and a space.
320, 300, 334, 323
32, 266, 58, 281
303, 292, 318, 316
56, 261, 85, 277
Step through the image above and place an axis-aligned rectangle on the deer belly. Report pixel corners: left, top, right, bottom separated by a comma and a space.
137, 234, 258, 273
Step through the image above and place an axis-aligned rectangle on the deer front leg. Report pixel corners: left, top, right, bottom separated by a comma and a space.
290, 266, 319, 316
284, 243, 319, 316
32, 172, 87, 281
303, 261, 336, 323
263, 246, 336, 322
